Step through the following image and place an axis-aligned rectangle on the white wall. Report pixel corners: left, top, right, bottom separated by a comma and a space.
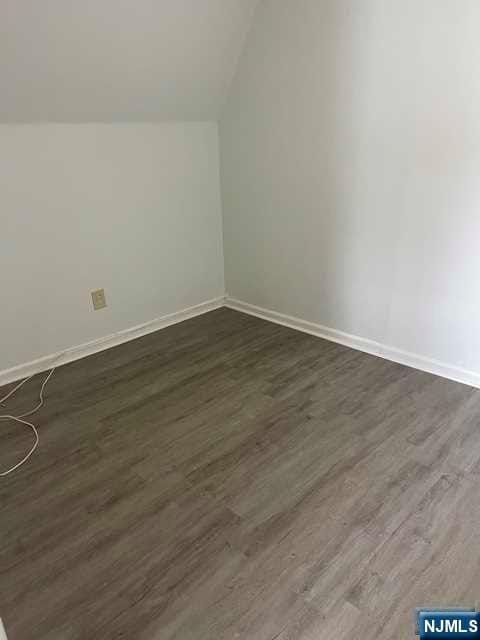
221, 0, 480, 376
1, 123, 224, 371
0, 0, 259, 121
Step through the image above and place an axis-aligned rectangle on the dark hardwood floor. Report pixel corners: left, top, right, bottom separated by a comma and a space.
1, 308, 480, 639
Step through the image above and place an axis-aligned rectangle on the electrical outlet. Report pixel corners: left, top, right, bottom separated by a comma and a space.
91, 288, 107, 311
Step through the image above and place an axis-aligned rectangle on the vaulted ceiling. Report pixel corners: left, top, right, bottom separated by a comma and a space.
0, 0, 259, 122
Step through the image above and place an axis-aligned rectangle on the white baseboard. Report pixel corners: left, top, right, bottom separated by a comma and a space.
3, 293, 479, 391
0, 296, 225, 387
225, 297, 480, 390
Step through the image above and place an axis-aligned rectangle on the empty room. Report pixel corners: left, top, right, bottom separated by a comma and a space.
2, 1, 480, 639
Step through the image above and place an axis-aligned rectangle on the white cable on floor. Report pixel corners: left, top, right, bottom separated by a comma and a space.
0, 368, 56, 477
0, 618, 8, 640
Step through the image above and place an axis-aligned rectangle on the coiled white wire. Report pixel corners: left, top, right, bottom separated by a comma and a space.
0, 368, 56, 477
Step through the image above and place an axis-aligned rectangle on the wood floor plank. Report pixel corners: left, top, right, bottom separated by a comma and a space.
1, 308, 480, 639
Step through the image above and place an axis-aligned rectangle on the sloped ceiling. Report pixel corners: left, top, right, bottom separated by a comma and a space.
0, 0, 259, 122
